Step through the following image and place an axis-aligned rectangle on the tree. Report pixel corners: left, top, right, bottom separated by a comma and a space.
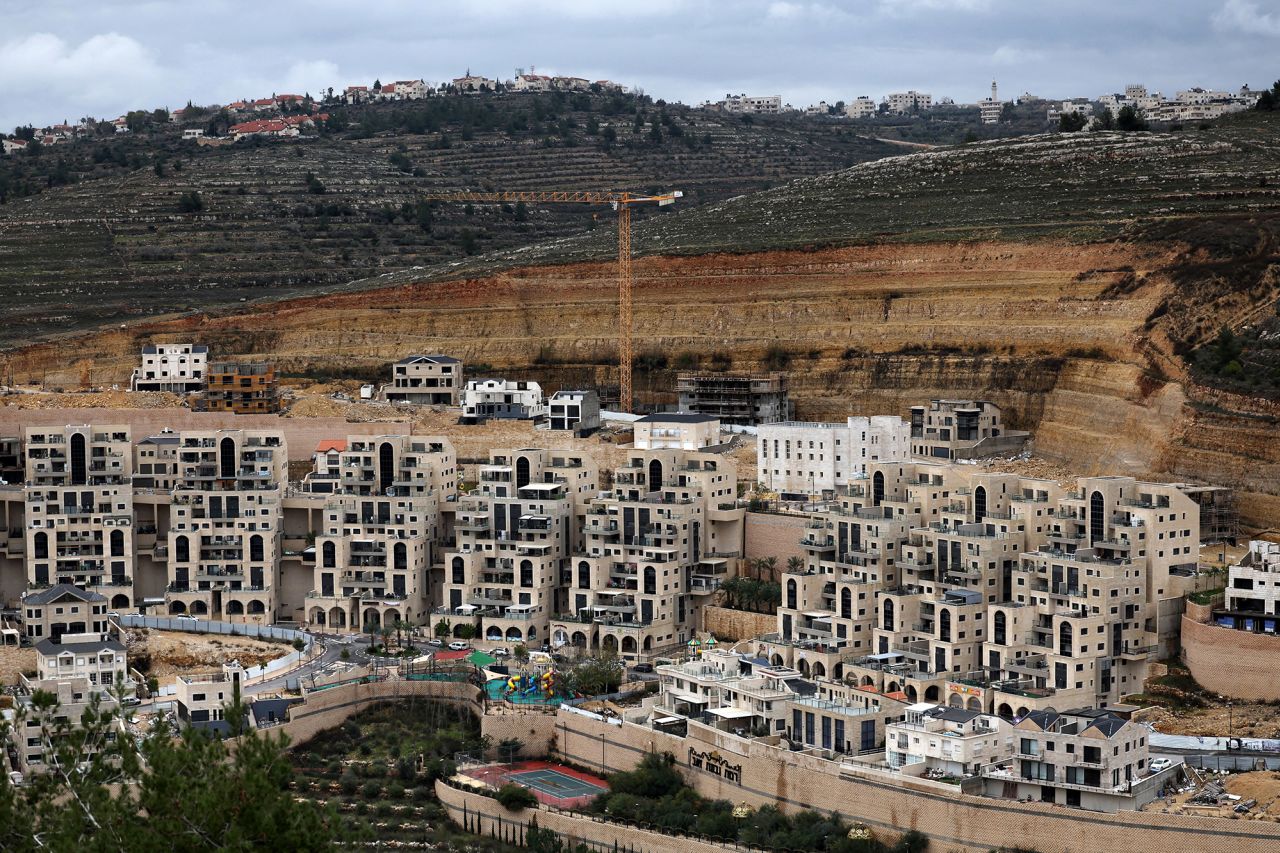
513, 643, 529, 664
177, 191, 204, 213
0, 686, 340, 851
495, 783, 538, 811
1116, 105, 1148, 132
497, 737, 524, 765
434, 618, 451, 638
1058, 111, 1088, 132
786, 556, 805, 575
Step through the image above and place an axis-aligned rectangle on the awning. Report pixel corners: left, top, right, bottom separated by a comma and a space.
468, 651, 497, 667
668, 689, 706, 704
803, 612, 833, 620
653, 715, 684, 725
707, 707, 754, 719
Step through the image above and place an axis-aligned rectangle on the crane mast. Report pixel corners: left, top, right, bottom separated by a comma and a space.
419, 189, 680, 412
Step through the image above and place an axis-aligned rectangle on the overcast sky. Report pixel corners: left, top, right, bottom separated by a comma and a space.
2, 0, 1279, 131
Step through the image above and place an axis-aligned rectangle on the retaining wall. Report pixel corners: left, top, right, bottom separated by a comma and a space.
743, 512, 806, 564
1181, 615, 1280, 701
701, 606, 776, 642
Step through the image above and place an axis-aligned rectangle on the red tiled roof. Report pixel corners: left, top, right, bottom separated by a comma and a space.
315, 439, 347, 453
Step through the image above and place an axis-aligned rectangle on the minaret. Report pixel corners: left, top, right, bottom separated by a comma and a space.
991, 79, 998, 102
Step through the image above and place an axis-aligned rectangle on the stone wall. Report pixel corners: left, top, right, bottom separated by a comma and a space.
274, 679, 481, 746
701, 605, 776, 642
435, 779, 736, 853
1181, 615, 1280, 701
549, 708, 1280, 853
743, 511, 806, 564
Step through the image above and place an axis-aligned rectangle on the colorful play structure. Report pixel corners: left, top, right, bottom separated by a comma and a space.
503, 669, 557, 699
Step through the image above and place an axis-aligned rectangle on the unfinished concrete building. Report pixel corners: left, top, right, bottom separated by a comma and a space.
383, 354, 463, 406
195, 362, 281, 414
130, 343, 209, 393
676, 372, 792, 426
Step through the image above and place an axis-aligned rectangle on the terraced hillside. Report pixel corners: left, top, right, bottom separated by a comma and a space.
0, 94, 901, 345
9, 115, 1280, 525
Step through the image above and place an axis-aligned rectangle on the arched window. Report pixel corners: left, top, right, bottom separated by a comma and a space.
578, 560, 590, 589
69, 433, 87, 485
994, 610, 1007, 645
1090, 491, 1105, 546
872, 471, 884, 506
643, 566, 656, 595
379, 442, 395, 493
786, 579, 797, 610
451, 556, 465, 585
974, 485, 987, 523
516, 456, 531, 489
219, 436, 236, 479
249, 534, 264, 562
939, 609, 952, 643
34, 531, 48, 560
110, 529, 125, 557
175, 535, 189, 563
322, 541, 336, 568
1059, 621, 1074, 657
648, 459, 664, 491
394, 542, 407, 570
520, 559, 534, 588
882, 598, 895, 632
840, 587, 852, 620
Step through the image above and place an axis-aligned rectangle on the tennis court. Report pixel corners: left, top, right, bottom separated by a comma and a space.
460, 759, 609, 807
507, 768, 607, 800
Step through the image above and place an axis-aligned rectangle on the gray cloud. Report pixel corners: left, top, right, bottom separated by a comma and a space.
1, 0, 1277, 131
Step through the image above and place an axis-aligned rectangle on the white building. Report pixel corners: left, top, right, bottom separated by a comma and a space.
130, 343, 209, 393
461, 379, 546, 420
548, 390, 601, 434
1224, 540, 1280, 616
979, 80, 1003, 125
845, 97, 878, 119
886, 703, 1011, 778
35, 632, 130, 690
633, 413, 720, 451
722, 94, 782, 115
383, 354, 463, 406
757, 416, 911, 499
886, 91, 932, 114
512, 73, 553, 92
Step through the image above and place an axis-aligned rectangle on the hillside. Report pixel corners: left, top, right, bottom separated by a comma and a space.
0, 93, 903, 346
7, 114, 1280, 526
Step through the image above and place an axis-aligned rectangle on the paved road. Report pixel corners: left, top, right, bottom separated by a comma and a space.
246, 633, 372, 695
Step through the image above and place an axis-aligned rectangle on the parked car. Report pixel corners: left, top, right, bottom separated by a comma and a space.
492, 647, 511, 658
448, 641, 470, 651
1149, 758, 1173, 774
631, 662, 655, 674
427, 638, 443, 647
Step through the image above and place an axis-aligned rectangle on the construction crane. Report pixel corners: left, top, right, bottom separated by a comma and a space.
419, 190, 682, 412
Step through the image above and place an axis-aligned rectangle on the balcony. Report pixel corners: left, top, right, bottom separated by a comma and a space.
799, 535, 836, 551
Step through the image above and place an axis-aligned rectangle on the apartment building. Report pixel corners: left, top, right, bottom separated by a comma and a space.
885, 703, 1011, 777
23, 425, 136, 610
303, 435, 454, 631
1222, 540, 1280, 619
175, 662, 247, 735
979, 81, 1003, 124
461, 379, 546, 421
442, 448, 599, 647
886, 91, 932, 114
164, 430, 287, 621
675, 372, 791, 426
757, 416, 911, 499
195, 362, 280, 414
34, 631, 130, 690
633, 413, 721, 451
133, 431, 181, 490
130, 343, 208, 393
909, 399, 1027, 460
549, 448, 744, 659
845, 96, 878, 118
20, 584, 109, 641
770, 461, 1201, 718
548, 390, 601, 434
7, 676, 123, 776
383, 354, 463, 406
981, 708, 1161, 812
721, 94, 782, 114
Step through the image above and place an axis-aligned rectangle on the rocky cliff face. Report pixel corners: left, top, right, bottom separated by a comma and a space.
12, 236, 1280, 525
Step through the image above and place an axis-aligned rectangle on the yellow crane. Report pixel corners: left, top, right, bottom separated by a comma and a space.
419, 190, 682, 412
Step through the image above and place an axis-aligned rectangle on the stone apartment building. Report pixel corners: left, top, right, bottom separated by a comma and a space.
22, 425, 136, 611
195, 362, 281, 414
461, 379, 546, 421
981, 707, 1161, 811
7, 675, 124, 776
19, 583, 110, 640
845, 96, 878, 118
885, 702, 1012, 777
130, 343, 209, 393
549, 448, 744, 659
632, 413, 721, 451
164, 430, 288, 621
909, 399, 1027, 460
1222, 539, 1280, 619
303, 434, 455, 631
442, 448, 599, 647
757, 416, 911, 499
383, 354, 463, 406
767, 460, 1202, 719
886, 91, 932, 114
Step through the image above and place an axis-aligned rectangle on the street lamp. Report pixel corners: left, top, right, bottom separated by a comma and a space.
1227, 701, 1233, 736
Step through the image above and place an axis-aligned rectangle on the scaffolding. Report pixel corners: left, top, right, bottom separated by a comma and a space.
1179, 485, 1240, 545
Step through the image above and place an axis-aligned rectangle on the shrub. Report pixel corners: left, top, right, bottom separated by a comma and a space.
495, 783, 538, 811
361, 780, 382, 799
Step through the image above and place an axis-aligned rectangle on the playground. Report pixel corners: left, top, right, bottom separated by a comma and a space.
485, 669, 564, 706
461, 760, 608, 808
